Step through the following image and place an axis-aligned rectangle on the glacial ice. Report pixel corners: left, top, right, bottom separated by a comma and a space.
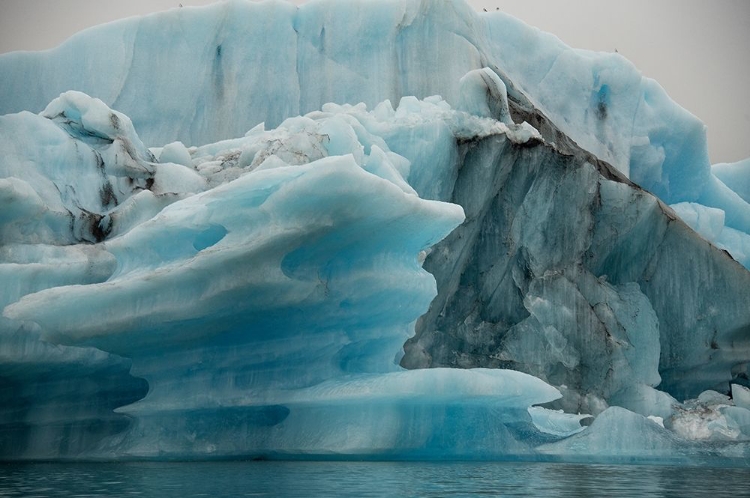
670, 201, 750, 268
2, 0, 748, 249
0, 0, 749, 464
734, 384, 750, 411
714, 158, 750, 205
1, 89, 570, 460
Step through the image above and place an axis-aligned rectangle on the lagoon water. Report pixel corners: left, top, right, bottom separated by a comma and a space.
1, 461, 749, 497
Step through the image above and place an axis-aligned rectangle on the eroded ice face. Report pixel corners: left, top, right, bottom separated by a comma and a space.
0, 82, 576, 460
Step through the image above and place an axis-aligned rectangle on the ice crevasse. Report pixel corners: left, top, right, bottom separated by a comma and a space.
0, 0, 749, 463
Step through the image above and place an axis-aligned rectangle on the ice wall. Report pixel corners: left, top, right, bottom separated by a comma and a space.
393, 88, 750, 407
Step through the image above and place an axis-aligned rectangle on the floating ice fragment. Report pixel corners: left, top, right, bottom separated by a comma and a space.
527, 406, 591, 437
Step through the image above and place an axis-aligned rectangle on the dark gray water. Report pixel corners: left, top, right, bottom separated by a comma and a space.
0, 461, 748, 497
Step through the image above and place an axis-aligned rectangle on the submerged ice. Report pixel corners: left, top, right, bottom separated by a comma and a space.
0, 0, 749, 464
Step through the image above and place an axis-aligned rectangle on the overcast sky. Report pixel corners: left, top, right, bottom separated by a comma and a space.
0, 0, 748, 164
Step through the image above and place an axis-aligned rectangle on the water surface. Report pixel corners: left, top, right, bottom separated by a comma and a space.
1, 461, 748, 497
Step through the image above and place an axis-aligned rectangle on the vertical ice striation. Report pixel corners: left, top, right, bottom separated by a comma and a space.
401, 99, 750, 411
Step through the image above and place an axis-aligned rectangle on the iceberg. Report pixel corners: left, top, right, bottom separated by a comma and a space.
0, 0, 748, 464
1, 90, 565, 460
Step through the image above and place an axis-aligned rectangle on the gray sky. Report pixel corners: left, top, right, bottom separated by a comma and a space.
0, 0, 748, 164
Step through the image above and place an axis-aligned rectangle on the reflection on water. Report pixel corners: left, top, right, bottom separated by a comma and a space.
0, 461, 748, 497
